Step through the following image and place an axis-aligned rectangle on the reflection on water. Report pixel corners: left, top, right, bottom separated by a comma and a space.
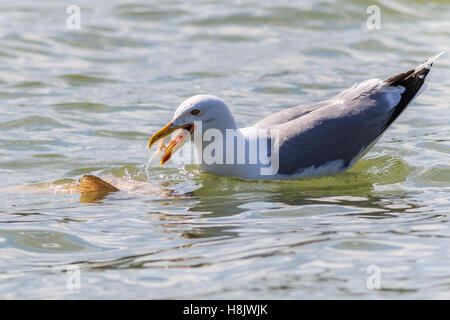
185, 156, 414, 218
0, 0, 449, 299
0, 230, 89, 252
79, 190, 114, 203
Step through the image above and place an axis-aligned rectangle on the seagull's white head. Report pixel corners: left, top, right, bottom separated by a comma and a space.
172, 95, 237, 133
148, 95, 237, 165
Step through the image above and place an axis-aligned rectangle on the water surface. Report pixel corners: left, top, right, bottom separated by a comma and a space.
0, 0, 449, 299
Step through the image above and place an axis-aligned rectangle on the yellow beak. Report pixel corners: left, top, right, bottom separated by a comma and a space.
149, 121, 195, 166
160, 131, 185, 166
148, 121, 177, 150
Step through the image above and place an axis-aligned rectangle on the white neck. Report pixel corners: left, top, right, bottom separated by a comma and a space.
192, 116, 274, 180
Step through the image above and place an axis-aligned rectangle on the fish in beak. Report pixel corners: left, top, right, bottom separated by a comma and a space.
148, 122, 194, 166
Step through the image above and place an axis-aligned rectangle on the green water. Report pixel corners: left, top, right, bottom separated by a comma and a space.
0, 0, 449, 299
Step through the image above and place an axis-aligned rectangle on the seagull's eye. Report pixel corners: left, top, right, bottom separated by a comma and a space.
190, 109, 200, 116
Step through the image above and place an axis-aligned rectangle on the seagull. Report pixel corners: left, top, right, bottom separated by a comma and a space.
148, 52, 445, 180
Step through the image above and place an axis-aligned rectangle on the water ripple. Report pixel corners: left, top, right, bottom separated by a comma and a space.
0, 0, 449, 300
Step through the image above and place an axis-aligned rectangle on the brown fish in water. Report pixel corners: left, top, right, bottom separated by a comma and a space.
1, 174, 170, 203
75, 175, 120, 202
78, 175, 119, 193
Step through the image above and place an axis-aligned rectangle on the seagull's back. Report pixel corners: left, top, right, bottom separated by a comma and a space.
254, 52, 443, 177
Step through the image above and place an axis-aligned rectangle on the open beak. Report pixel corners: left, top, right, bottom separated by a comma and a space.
148, 121, 177, 150
148, 121, 194, 166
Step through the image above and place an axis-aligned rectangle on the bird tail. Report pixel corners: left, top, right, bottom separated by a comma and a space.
381, 51, 445, 129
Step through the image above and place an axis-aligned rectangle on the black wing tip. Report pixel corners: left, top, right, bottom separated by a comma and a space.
380, 52, 445, 131
384, 51, 445, 86
384, 69, 416, 86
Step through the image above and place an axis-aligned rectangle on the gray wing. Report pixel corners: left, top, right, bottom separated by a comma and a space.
254, 99, 332, 128
254, 58, 434, 175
